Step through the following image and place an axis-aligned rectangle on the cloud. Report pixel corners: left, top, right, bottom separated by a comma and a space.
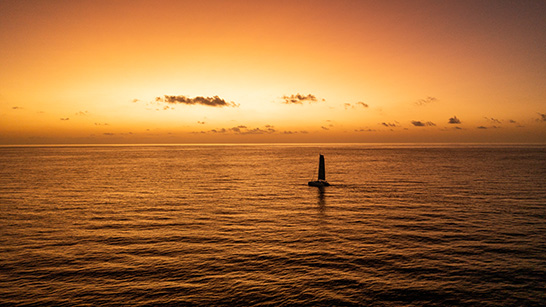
507, 119, 524, 127
537, 113, 546, 122
355, 128, 376, 132
344, 101, 369, 109
60, 118, 70, 121
156, 95, 238, 107
448, 116, 461, 124
243, 128, 275, 134
411, 120, 435, 127
415, 96, 437, 106
477, 126, 500, 129
381, 122, 398, 127
209, 128, 227, 133
75, 111, 88, 116
197, 121, 206, 124
197, 125, 276, 135
321, 126, 330, 130
484, 117, 501, 124
103, 132, 115, 136
281, 93, 318, 104
12, 106, 23, 110
230, 125, 247, 133
356, 101, 369, 108
94, 123, 109, 126
282, 130, 309, 134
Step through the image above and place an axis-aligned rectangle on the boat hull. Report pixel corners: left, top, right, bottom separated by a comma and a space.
308, 180, 330, 187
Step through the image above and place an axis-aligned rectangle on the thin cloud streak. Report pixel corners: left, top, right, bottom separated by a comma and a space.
356, 102, 369, 108
345, 102, 369, 109
196, 125, 277, 135
415, 96, 437, 106
484, 117, 502, 124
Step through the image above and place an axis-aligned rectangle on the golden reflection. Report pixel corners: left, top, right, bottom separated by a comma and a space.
317, 186, 326, 211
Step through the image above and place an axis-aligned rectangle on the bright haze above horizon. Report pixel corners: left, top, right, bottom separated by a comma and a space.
1, 0, 545, 144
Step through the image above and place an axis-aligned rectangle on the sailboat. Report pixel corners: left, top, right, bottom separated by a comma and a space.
308, 154, 330, 187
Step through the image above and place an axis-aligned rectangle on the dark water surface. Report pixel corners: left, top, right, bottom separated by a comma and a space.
1, 144, 545, 306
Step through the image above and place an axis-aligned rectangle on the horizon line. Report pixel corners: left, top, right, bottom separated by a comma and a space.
1, 142, 545, 148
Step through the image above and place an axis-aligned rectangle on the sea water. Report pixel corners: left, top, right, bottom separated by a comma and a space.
1, 144, 545, 306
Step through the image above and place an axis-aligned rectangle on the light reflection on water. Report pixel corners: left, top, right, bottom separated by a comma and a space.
0, 145, 545, 306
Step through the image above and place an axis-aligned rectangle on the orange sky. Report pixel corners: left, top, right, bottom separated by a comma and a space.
1, 0, 545, 144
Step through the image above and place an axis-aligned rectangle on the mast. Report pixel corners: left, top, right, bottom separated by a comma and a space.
318, 154, 325, 180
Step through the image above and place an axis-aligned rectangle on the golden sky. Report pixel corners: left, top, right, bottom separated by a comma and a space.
1, 0, 545, 144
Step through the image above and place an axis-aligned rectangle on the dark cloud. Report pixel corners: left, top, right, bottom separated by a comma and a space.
197, 121, 206, 124
477, 126, 487, 129
484, 117, 501, 124
60, 118, 70, 121
381, 122, 398, 127
156, 95, 238, 107
321, 126, 330, 130
94, 123, 109, 126
281, 94, 318, 104
448, 116, 461, 124
355, 128, 375, 132
538, 113, 546, 122
411, 120, 435, 127
415, 96, 437, 106
104, 132, 115, 136
12, 106, 23, 110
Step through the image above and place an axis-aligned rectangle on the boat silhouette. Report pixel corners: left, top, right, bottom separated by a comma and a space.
308, 154, 330, 187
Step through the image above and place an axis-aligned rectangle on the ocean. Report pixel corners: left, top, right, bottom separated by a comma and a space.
1, 144, 545, 306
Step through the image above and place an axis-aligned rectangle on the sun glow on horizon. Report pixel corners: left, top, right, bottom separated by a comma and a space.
1, 0, 545, 144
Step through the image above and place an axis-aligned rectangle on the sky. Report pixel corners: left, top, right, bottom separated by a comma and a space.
1, 0, 545, 144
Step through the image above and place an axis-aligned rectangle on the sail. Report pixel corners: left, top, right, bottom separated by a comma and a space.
318, 154, 325, 180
